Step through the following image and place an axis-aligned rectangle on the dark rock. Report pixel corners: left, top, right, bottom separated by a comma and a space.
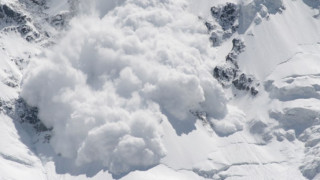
48, 12, 71, 29
5, 81, 18, 88
209, 31, 222, 47
2, 5, 16, 18
224, 38, 245, 68
233, 74, 247, 89
205, 21, 214, 32
18, 25, 32, 35
51, 14, 65, 27
250, 87, 259, 96
211, 3, 239, 31
225, 52, 238, 68
14, 98, 51, 132
0, 4, 47, 42
33, 32, 40, 38
31, 0, 46, 6
214, 66, 237, 84
232, 73, 259, 95
210, 6, 220, 18
44, 31, 50, 37
211, 37, 258, 96
0, 11, 4, 19
191, 110, 207, 121
207, 3, 241, 47
232, 38, 245, 53
222, 31, 233, 39
231, 24, 239, 33
207, 3, 239, 47
220, 3, 239, 30
26, 35, 34, 42
1, 5, 26, 23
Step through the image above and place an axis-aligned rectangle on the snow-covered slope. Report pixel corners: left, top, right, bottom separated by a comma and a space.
1, 0, 320, 179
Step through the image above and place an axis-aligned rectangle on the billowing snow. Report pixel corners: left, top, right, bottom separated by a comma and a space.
21, 0, 227, 176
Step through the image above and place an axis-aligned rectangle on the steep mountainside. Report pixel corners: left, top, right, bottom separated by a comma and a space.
1, 0, 320, 179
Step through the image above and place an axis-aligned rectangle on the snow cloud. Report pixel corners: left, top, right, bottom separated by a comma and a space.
21, 0, 227, 176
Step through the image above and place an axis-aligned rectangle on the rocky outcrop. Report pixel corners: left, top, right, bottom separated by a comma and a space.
213, 38, 259, 96
1, 98, 51, 134
205, 3, 239, 47
210, 3, 239, 31
0, 4, 42, 42
204, 0, 286, 44
0, 1, 76, 42
0, 0, 75, 141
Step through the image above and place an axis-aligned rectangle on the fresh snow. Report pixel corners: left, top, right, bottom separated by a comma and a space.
0, 0, 320, 179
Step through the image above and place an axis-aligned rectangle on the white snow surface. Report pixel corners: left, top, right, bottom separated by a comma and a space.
0, 0, 320, 179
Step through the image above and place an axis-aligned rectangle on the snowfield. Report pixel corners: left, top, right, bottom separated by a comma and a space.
1, 0, 320, 179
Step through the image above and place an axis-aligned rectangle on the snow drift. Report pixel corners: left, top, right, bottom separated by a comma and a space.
21, 0, 227, 176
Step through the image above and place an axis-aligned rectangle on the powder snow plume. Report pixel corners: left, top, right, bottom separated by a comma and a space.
21, 0, 227, 176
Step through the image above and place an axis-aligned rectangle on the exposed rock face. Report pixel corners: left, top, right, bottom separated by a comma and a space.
213, 66, 237, 84
49, 13, 68, 28
0, 1, 77, 43
213, 38, 244, 85
30, 0, 46, 6
0, 5, 25, 22
14, 98, 51, 133
204, 1, 286, 45
232, 73, 258, 96
205, 3, 239, 47
0, 4, 41, 41
0, 97, 50, 136
213, 38, 259, 96
0, 0, 74, 143
210, 3, 239, 31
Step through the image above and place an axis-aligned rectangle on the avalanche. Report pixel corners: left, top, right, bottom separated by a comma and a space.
0, 0, 320, 179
